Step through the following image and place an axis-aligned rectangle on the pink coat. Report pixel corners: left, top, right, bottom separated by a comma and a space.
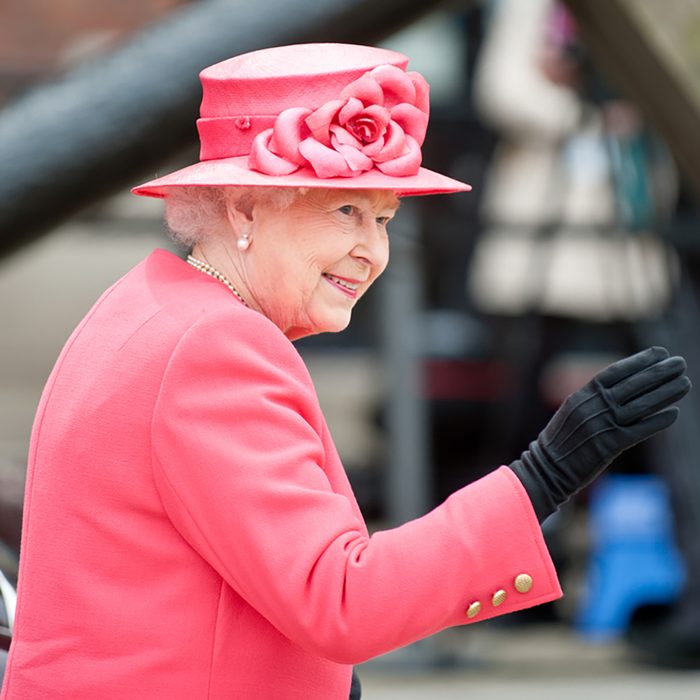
2, 249, 561, 699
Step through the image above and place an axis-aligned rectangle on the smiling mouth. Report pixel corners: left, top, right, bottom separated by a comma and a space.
323, 273, 360, 298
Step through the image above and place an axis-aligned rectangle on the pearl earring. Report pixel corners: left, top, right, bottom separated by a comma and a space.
237, 233, 250, 251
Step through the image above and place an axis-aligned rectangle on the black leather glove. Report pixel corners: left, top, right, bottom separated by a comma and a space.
509, 347, 691, 522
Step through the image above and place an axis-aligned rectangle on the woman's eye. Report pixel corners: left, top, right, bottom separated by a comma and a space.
376, 216, 390, 227
338, 205, 355, 216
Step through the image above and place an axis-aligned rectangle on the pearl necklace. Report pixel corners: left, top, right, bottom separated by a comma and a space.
186, 255, 249, 307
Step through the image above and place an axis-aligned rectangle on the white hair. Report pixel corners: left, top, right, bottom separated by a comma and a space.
163, 186, 304, 248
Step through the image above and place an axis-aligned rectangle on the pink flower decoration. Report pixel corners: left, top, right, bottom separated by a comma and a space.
248, 65, 430, 179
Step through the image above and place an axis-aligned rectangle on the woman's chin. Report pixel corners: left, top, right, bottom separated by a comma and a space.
279, 297, 358, 340
320, 311, 353, 335
288, 313, 352, 340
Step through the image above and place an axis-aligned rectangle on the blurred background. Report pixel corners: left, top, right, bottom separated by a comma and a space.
1, 0, 700, 696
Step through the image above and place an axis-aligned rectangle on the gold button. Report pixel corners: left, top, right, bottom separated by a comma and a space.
491, 589, 507, 607
514, 573, 533, 593
466, 601, 482, 618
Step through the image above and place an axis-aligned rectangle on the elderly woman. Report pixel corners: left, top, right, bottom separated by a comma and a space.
0, 44, 690, 699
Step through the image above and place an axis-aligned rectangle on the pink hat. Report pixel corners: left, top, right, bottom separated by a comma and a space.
132, 43, 471, 198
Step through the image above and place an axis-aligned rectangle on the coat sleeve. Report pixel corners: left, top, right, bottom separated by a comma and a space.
151, 309, 562, 664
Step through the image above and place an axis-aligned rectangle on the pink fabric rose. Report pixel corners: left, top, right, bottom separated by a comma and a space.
249, 65, 430, 178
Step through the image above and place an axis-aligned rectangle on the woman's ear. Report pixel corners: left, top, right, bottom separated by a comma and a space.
224, 194, 255, 251
224, 196, 255, 233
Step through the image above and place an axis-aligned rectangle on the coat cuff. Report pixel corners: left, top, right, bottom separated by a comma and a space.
451, 466, 563, 626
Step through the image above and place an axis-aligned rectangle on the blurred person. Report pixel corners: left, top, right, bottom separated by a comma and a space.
470, 0, 676, 325
0, 44, 690, 699
471, 0, 699, 658
469, 0, 683, 493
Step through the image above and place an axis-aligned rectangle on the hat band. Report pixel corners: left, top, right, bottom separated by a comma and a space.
197, 115, 277, 160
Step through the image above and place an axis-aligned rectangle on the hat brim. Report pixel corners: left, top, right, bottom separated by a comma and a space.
131, 155, 471, 198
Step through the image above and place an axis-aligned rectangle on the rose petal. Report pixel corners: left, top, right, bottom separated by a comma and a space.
338, 97, 364, 125
269, 107, 313, 164
361, 135, 385, 158
330, 124, 361, 149
390, 103, 429, 145
305, 99, 345, 146
360, 104, 391, 131
407, 71, 430, 114
370, 65, 416, 108
376, 135, 422, 176
340, 72, 384, 105
335, 144, 373, 173
298, 137, 354, 178
249, 128, 300, 175
372, 120, 406, 163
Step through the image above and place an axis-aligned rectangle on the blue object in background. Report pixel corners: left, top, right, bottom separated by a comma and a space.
576, 474, 685, 641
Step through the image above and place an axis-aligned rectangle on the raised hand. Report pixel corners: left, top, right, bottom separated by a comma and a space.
509, 347, 691, 522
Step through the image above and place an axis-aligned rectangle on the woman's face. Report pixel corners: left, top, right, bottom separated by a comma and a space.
241, 188, 398, 340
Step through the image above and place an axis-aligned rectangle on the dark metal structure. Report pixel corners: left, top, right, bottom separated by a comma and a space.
0, 0, 450, 257
3, 0, 700, 256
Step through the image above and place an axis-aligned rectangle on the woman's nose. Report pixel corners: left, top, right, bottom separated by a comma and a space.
352, 220, 389, 269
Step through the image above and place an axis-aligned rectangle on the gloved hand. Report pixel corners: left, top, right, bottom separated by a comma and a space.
509, 347, 691, 522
